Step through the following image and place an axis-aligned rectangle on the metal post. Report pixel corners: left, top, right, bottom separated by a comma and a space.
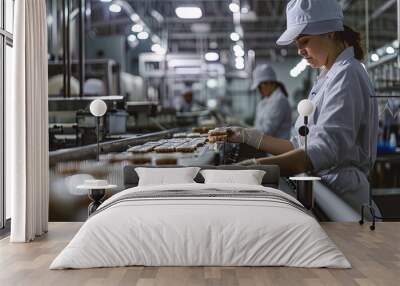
62, 0, 66, 97
0, 0, 4, 229
96, 117, 100, 161
66, 0, 71, 98
398, 0, 400, 66
304, 116, 308, 160
365, 0, 369, 69
78, 0, 85, 98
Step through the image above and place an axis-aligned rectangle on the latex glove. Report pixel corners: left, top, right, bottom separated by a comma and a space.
209, 126, 243, 143
209, 127, 264, 149
236, 158, 259, 166
242, 128, 264, 149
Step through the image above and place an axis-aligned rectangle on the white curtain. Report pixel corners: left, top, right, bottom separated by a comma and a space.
7, 0, 49, 242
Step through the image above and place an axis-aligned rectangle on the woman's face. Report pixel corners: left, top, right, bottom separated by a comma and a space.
295, 34, 333, 68
258, 82, 276, 97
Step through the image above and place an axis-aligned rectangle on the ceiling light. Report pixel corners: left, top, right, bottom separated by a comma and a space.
151, 35, 161, 43
175, 7, 202, 19
234, 49, 244, 57
207, 98, 218, 108
235, 57, 244, 65
137, 31, 149, 40
151, 43, 166, 54
127, 34, 137, 42
151, 10, 164, 23
235, 62, 245, 69
233, 44, 243, 53
130, 13, 140, 22
386, 46, 395, 54
109, 4, 121, 13
209, 41, 218, 49
230, 32, 240, 42
100, 0, 112, 2
229, 3, 240, 13
371, 53, 379, 62
205, 52, 219, 61
241, 7, 249, 13
131, 24, 143, 33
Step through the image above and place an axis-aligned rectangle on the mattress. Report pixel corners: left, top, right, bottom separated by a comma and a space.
50, 183, 351, 269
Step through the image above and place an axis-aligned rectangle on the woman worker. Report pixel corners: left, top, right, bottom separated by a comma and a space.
211, 0, 378, 213
251, 64, 292, 139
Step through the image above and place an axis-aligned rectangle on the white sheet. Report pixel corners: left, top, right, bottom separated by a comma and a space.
50, 183, 351, 269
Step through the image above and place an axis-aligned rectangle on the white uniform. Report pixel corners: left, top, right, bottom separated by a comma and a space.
291, 47, 378, 211
254, 88, 292, 139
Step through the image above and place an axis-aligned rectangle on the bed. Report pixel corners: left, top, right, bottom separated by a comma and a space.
50, 165, 350, 269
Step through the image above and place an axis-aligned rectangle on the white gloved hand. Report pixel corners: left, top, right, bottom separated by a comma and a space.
208, 126, 243, 143
236, 158, 259, 166
242, 128, 264, 150
209, 127, 264, 149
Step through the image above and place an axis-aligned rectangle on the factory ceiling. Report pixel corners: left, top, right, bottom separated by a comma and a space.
88, 0, 398, 60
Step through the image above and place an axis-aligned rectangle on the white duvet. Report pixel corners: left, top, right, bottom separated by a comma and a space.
50, 183, 351, 269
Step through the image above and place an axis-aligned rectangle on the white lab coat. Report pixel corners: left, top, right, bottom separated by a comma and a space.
291, 47, 379, 212
254, 88, 292, 139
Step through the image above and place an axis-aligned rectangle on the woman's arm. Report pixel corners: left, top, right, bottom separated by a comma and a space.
256, 148, 313, 176
210, 126, 295, 155
258, 135, 295, 155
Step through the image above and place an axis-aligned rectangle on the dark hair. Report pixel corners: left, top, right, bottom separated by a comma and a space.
275, 81, 289, 97
260, 81, 289, 97
334, 25, 364, 61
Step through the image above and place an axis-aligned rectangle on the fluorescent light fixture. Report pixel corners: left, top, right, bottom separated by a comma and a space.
137, 31, 149, 40
205, 52, 219, 61
151, 43, 166, 54
290, 58, 309, 78
234, 49, 244, 57
229, 3, 240, 13
175, 7, 202, 19
109, 4, 121, 13
131, 24, 143, 33
230, 32, 240, 42
100, 0, 112, 2
127, 34, 137, 42
130, 13, 140, 22
386, 46, 395, 54
371, 53, 379, 62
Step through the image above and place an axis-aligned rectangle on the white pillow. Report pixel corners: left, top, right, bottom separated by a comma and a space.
136, 167, 201, 186
200, 169, 266, 185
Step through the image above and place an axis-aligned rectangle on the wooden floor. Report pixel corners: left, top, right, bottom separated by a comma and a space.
0, 222, 399, 286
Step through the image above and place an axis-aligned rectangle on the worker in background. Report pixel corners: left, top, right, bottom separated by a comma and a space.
176, 89, 205, 112
180, 89, 194, 112
210, 0, 379, 214
251, 64, 292, 139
